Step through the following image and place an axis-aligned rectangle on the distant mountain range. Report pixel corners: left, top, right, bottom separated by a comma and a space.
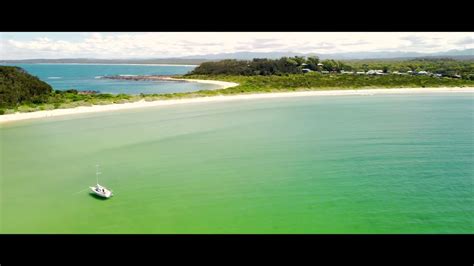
0, 58, 206, 65
180, 49, 474, 60
2, 49, 472, 64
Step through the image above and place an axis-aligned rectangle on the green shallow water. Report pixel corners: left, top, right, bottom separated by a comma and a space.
1, 93, 473, 233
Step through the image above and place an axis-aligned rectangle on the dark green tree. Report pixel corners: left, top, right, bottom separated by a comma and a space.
0, 66, 53, 108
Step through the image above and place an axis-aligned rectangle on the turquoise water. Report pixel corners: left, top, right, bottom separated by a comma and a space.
2, 63, 219, 94
0, 93, 473, 233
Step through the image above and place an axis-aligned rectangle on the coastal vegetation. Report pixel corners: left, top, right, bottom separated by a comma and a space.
1, 57, 473, 115
190, 57, 474, 79
182, 73, 474, 93
1, 89, 135, 114
345, 58, 474, 78
0, 66, 53, 109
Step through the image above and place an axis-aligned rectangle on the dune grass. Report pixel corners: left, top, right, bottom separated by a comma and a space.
2, 73, 473, 114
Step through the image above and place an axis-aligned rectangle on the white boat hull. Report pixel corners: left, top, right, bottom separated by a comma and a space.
90, 185, 113, 198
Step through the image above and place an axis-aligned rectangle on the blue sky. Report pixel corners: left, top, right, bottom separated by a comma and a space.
1, 32, 472, 60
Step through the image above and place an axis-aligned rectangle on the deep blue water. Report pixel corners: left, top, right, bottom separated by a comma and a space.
3, 63, 219, 94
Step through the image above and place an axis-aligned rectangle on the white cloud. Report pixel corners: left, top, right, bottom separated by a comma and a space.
1, 32, 473, 59
454, 36, 473, 46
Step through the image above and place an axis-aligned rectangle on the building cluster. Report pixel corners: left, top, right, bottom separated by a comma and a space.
301, 66, 461, 78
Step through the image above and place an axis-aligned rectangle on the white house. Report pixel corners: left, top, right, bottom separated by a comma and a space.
393, 71, 408, 75
367, 70, 384, 75
366, 70, 385, 75
417, 71, 429, 75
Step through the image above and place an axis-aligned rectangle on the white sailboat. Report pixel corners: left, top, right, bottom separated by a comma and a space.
90, 164, 113, 198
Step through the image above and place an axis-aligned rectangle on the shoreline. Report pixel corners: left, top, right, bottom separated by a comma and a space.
99, 75, 239, 89
1, 87, 472, 124
163, 77, 239, 89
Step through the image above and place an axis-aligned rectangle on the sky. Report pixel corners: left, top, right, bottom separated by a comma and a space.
1, 32, 472, 60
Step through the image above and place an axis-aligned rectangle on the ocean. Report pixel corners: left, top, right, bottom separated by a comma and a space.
2, 63, 220, 94
1, 93, 472, 233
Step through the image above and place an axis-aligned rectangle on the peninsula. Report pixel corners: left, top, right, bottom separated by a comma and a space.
1, 57, 473, 122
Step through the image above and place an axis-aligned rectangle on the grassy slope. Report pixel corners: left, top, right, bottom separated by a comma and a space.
2, 73, 473, 114
141, 73, 474, 100
183, 73, 474, 92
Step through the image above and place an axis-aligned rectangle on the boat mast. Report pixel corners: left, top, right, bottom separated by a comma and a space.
96, 164, 101, 185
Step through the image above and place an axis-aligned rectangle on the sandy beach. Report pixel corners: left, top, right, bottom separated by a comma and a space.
1, 87, 472, 124
163, 77, 239, 89
99, 76, 239, 89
